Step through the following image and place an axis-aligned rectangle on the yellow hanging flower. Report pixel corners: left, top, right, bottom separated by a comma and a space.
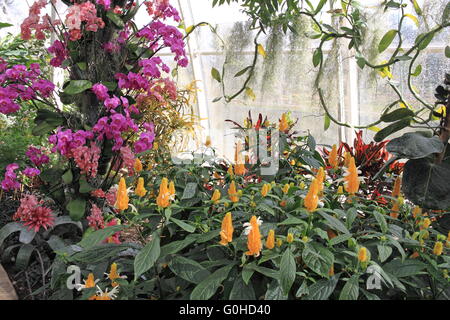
106, 263, 126, 287
266, 229, 275, 249
169, 181, 176, 200
219, 212, 234, 246
261, 183, 271, 197
412, 206, 422, 218
211, 189, 221, 204
153, 141, 159, 150
135, 177, 147, 197
392, 176, 402, 198
282, 183, 290, 195
134, 158, 143, 173
227, 165, 234, 177
84, 273, 96, 289
337, 185, 344, 194
343, 157, 361, 195
276, 238, 283, 247
299, 181, 306, 190
421, 217, 431, 230
304, 178, 319, 213
328, 144, 338, 169
245, 216, 262, 257
433, 241, 443, 256
279, 113, 289, 132
156, 178, 171, 208
205, 136, 212, 147
116, 177, 129, 211
286, 233, 294, 243
228, 181, 239, 203
358, 247, 368, 263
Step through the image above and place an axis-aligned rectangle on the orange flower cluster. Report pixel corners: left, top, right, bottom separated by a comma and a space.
265, 229, 275, 249
228, 181, 239, 203
156, 178, 176, 208
344, 157, 360, 195
211, 189, 221, 204
116, 177, 129, 211
328, 144, 338, 169
135, 177, 147, 197
134, 158, 143, 173
261, 183, 271, 197
304, 178, 319, 212
245, 216, 262, 257
279, 113, 289, 132
358, 247, 368, 262
219, 212, 234, 245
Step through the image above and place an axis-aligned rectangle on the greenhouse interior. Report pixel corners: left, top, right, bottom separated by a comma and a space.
0, 0, 449, 303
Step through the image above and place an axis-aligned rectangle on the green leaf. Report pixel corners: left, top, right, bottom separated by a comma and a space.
324, 114, 331, 131
403, 158, 450, 209
70, 243, 129, 264
380, 108, 415, 123
16, 244, 35, 270
0, 22, 13, 29
443, 2, 450, 24
78, 225, 125, 249
242, 265, 255, 285
134, 233, 161, 281
415, 32, 435, 50
229, 276, 256, 300
378, 30, 397, 53
66, 198, 86, 221
234, 66, 252, 77
302, 243, 334, 277
295, 281, 309, 298
76, 62, 87, 71
445, 46, 450, 58
265, 279, 288, 300
329, 233, 352, 246
377, 245, 393, 263
386, 132, 444, 159
356, 56, 366, 69
211, 67, 221, 83
169, 217, 195, 233
106, 11, 125, 28
190, 264, 235, 300
247, 264, 279, 279
169, 256, 210, 284
280, 249, 296, 295
410, 0, 422, 15
312, 47, 322, 67
62, 170, 73, 184
314, 0, 327, 15
318, 211, 350, 234
339, 275, 359, 300
383, 258, 427, 277
304, 274, 340, 300
374, 117, 411, 142
64, 80, 93, 95
372, 210, 388, 233
411, 64, 422, 77
79, 176, 95, 193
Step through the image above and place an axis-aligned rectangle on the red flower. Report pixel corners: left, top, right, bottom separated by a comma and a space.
23, 206, 55, 232
14, 194, 54, 232
104, 219, 121, 244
